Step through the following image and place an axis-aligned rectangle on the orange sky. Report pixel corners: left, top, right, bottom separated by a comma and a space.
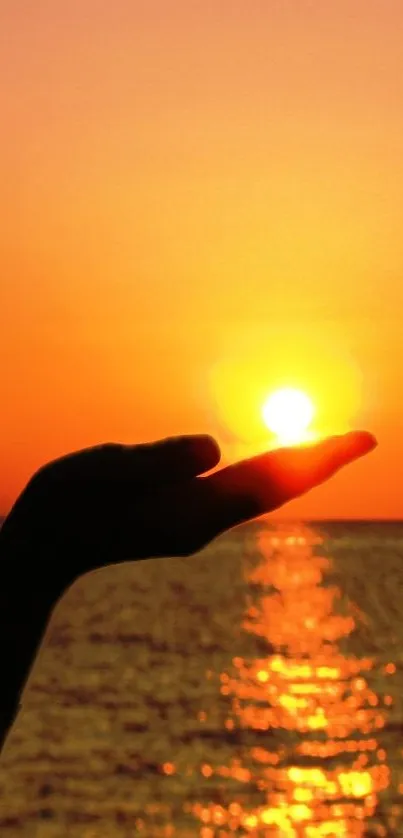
1, 1, 402, 518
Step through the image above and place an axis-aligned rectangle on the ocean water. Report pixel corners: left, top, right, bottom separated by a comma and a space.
0, 520, 403, 837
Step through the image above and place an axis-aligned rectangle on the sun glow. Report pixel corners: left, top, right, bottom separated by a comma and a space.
262, 388, 315, 445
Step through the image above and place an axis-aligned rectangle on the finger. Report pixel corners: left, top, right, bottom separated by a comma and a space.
35, 434, 221, 487
117, 435, 221, 482
198, 431, 377, 541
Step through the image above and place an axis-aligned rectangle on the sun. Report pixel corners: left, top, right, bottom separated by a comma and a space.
262, 387, 315, 445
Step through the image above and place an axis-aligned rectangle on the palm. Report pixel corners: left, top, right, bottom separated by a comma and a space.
0, 432, 375, 589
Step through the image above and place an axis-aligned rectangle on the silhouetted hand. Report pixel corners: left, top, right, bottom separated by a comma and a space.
0, 431, 376, 594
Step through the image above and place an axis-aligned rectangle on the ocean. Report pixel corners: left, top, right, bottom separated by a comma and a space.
0, 520, 402, 837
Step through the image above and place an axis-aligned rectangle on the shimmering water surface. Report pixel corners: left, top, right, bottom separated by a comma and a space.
1, 520, 403, 837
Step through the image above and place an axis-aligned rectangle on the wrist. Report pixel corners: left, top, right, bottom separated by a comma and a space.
0, 530, 68, 752
0, 528, 74, 607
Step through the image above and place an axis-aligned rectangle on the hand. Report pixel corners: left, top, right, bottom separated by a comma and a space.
0, 431, 376, 593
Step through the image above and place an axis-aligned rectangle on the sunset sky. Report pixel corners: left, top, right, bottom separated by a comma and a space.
1, 1, 402, 518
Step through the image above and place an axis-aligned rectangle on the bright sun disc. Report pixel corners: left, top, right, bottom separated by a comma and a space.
262, 388, 315, 444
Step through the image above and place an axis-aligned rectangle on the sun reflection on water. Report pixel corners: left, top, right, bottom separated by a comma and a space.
191, 523, 390, 837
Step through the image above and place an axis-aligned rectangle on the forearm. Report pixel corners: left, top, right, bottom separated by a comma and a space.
0, 534, 66, 754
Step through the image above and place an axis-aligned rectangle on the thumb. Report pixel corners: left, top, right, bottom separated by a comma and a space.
197, 430, 377, 539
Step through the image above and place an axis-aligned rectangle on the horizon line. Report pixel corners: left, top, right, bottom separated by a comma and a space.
1, 514, 403, 525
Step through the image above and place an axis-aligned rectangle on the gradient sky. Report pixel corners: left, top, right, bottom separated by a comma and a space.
1, 1, 402, 518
